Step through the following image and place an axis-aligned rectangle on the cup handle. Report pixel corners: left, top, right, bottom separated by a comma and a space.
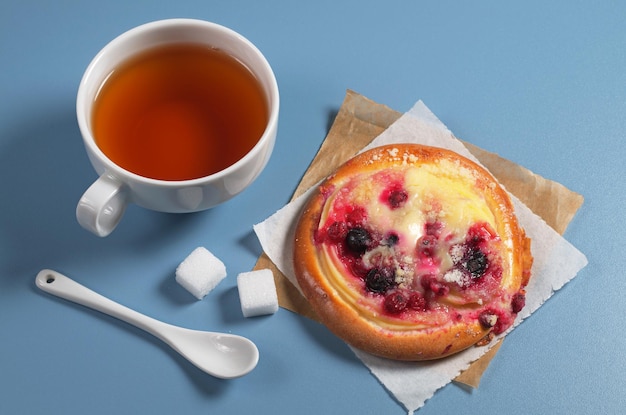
76, 174, 128, 237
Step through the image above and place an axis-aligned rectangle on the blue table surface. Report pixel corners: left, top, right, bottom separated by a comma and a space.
2, 1, 624, 414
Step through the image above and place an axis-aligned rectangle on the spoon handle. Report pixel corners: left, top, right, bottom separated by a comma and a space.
36, 269, 170, 340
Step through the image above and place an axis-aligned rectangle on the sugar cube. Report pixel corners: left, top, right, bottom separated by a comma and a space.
237, 269, 279, 317
175, 247, 226, 300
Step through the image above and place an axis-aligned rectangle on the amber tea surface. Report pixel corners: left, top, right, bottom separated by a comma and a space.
92, 43, 268, 181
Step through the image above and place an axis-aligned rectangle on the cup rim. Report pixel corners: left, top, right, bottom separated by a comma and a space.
76, 18, 279, 187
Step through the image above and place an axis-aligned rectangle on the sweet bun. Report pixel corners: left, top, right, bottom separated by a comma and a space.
293, 144, 533, 360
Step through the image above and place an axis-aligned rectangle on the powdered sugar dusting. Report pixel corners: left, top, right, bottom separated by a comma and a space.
366, 147, 421, 167
443, 268, 470, 287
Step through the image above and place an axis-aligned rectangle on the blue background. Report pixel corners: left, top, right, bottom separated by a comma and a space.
1, 1, 623, 414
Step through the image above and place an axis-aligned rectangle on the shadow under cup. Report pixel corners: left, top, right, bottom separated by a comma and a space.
76, 19, 279, 237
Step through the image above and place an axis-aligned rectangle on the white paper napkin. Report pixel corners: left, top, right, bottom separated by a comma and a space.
254, 101, 588, 414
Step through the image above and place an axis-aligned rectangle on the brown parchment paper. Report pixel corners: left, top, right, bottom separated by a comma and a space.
253, 90, 584, 388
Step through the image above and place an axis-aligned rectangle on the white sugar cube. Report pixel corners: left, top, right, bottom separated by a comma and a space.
237, 269, 279, 317
175, 247, 226, 300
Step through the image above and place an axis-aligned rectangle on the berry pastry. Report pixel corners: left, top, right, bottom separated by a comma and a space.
293, 144, 533, 360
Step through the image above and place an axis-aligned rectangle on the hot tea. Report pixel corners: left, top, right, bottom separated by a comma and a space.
92, 43, 269, 181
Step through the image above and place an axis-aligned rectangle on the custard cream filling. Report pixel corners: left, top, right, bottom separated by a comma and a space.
316, 162, 504, 330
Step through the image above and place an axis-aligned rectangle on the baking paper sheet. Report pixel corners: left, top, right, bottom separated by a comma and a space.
253, 91, 587, 413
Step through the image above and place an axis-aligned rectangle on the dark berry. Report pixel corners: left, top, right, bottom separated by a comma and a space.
417, 235, 438, 258
388, 189, 408, 209
384, 291, 408, 314
345, 227, 371, 255
365, 267, 396, 294
463, 247, 488, 278
327, 221, 347, 242
385, 232, 399, 246
511, 291, 526, 313
408, 292, 427, 311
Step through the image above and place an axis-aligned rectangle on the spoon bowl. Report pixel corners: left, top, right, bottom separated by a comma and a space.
35, 269, 259, 379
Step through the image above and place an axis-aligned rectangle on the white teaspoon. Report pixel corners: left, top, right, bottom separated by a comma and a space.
36, 269, 259, 379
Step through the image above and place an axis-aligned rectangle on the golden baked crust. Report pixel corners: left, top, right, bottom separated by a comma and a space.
293, 144, 533, 361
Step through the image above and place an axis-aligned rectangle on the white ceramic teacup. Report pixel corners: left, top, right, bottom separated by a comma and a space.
76, 19, 279, 237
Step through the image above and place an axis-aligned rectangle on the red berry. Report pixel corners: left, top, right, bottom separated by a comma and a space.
384, 291, 408, 314
327, 221, 347, 242
511, 291, 526, 313
380, 183, 408, 209
347, 258, 369, 279
420, 274, 449, 296
424, 221, 443, 237
417, 235, 438, 258
466, 222, 495, 246
431, 281, 449, 296
478, 311, 498, 328
346, 206, 367, 226
407, 292, 427, 311
388, 190, 408, 209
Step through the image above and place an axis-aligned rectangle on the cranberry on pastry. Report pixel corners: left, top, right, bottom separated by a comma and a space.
293, 144, 533, 361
